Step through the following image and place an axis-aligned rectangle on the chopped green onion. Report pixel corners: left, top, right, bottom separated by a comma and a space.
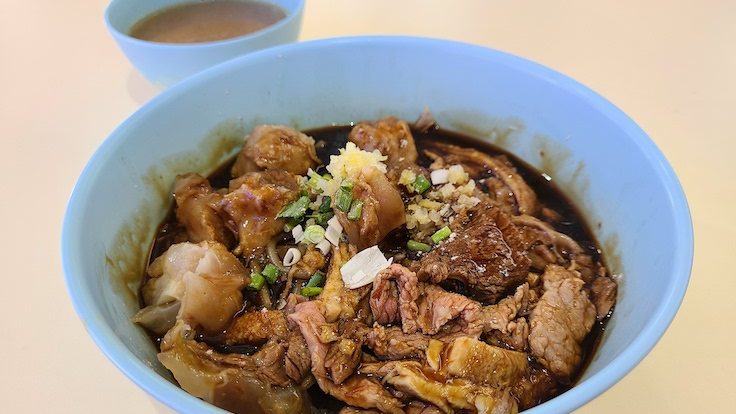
347, 199, 363, 220
335, 185, 353, 212
341, 180, 354, 190
301, 286, 323, 297
307, 175, 321, 191
322, 173, 333, 180
315, 210, 334, 227
431, 226, 452, 244
278, 196, 310, 219
407, 240, 432, 252
306, 272, 325, 288
302, 224, 326, 244
319, 196, 333, 213
413, 175, 431, 194
300, 189, 309, 197
248, 273, 265, 290
262, 264, 280, 284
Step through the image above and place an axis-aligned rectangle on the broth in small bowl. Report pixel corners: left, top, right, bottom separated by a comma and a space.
105, 0, 304, 88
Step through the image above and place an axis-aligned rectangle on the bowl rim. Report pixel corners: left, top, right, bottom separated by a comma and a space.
103, 0, 306, 48
62, 35, 693, 414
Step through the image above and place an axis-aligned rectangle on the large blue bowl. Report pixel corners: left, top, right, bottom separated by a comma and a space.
62, 36, 692, 414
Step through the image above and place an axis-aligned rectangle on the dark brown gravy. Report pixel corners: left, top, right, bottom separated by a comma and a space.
129, 0, 287, 44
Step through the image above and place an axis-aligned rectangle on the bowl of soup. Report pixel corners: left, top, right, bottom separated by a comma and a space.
62, 36, 692, 414
104, 0, 304, 88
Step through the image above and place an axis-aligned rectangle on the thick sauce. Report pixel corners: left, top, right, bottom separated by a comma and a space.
128, 0, 287, 44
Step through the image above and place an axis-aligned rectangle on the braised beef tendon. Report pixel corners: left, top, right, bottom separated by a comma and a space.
133, 115, 618, 413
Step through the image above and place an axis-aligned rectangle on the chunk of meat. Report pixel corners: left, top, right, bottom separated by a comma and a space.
370, 264, 482, 339
288, 301, 404, 413
528, 265, 596, 378
231, 125, 321, 177
136, 241, 249, 335
411, 203, 531, 303
365, 325, 429, 360
219, 170, 300, 256
284, 331, 312, 384
223, 310, 290, 346
318, 243, 373, 323
424, 141, 538, 215
348, 117, 419, 182
173, 173, 234, 247
378, 361, 518, 414
590, 275, 618, 320
157, 320, 311, 414
480, 283, 534, 350
370, 263, 421, 333
325, 320, 368, 384
416, 284, 483, 340
336, 166, 406, 250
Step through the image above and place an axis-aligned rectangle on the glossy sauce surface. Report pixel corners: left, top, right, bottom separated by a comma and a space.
129, 0, 287, 44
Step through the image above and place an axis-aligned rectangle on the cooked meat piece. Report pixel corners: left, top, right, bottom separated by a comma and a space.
411, 203, 531, 303
480, 283, 534, 350
287, 247, 327, 280
318, 243, 372, 323
137, 241, 249, 335
231, 125, 321, 177
481, 283, 532, 333
438, 337, 528, 389
348, 116, 419, 182
223, 310, 290, 346
417, 284, 483, 340
377, 360, 518, 414
405, 401, 444, 414
365, 325, 430, 360
325, 320, 368, 384
336, 166, 406, 250
512, 367, 560, 411
284, 331, 312, 384
370, 263, 421, 333
158, 320, 311, 414
219, 170, 300, 256
173, 173, 234, 247
528, 265, 596, 378
424, 141, 538, 216
288, 301, 404, 413
511, 215, 584, 266
590, 275, 618, 320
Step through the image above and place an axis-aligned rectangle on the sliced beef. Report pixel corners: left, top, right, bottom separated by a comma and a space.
423, 141, 538, 216
173, 173, 234, 247
325, 320, 368, 384
370, 263, 421, 333
288, 301, 404, 413
219, 170, 300, 256
480, 283, 534, 350
411, 203, 531, 303
416, 284, 483, 340
231, 125, 321, 177
591, 275, 618, 320
528, 265, 596, 378
365, 325, 430, 360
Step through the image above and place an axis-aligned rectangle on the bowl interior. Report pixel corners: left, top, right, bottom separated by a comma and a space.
63, 36, 692, 414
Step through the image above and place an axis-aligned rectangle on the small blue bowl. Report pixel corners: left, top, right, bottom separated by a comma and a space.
105, 0, 305, 88
62, 36, 692, 414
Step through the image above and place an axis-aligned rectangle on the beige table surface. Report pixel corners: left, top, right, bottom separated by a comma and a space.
1, 0, 733, 413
